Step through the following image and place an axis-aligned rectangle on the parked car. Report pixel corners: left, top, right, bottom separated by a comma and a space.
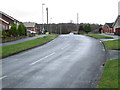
27, 30, 37, 37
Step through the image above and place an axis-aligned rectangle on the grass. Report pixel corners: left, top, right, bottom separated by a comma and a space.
1, 37, 53, 58
43, 34, 59, 38
98, 59, 119, 88
1, 34, 59, 58
85, 34, 113, 39
103, 39, 120, 50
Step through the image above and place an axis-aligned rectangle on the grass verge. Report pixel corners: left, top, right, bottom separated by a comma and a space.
85, 34, 113, 39
98, 59, 119, 88
43, 34, 59, 38
103, 39, 120, 50
1, 36, 54, 58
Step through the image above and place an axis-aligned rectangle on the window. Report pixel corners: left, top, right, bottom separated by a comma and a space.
2, 25, 6, 30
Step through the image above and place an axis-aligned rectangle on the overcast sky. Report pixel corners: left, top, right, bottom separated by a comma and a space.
0, 0, 120, 24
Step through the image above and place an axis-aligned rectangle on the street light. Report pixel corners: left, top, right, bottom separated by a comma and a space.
42, 3, 45, 34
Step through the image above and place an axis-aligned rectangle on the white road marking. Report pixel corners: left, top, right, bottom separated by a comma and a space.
30, 52, 55, 65
61, 44, 69, 50
0, 75, 7, 80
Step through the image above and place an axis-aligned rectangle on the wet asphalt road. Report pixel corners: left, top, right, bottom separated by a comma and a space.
1, 34, 106, 88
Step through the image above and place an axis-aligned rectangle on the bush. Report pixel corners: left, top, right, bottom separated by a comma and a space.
2, 29, 7, 38
9, 23, 17, 37
18, 24, 27, 36
84, 24, 91, 33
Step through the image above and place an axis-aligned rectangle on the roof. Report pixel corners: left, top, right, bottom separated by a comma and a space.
105, 23, 114, 28
0, 11, 15, 21
23, 22, 36, 27
0, 11, 22, 24
112, 15, 120, 27
0, 18, 9, 24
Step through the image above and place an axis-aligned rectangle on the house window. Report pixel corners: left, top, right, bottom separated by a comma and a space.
2, 25, 6, 30
0, 24, 2, 30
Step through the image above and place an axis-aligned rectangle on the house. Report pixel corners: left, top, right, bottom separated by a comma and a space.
23, 22, 38, 33
112, 15, 120, 35
102, 23, 114, 34
0, 11, 22, 31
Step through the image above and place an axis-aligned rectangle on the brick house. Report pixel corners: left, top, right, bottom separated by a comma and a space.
102, 23, 114, 34
0, 11, 22, 31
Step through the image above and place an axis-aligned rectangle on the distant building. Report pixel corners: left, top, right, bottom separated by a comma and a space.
102, 23, 114, 34
102, 2, 120, 35
0, 11, 22, 31
23, 22, 38, 33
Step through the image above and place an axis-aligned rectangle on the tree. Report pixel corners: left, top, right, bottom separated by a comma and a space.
84, 24, 91, 34
79, 25, 84, 31
2, 29, 7, 38
9, 23, 17, 37
22, 24, 27, 36
18, 24, 27, 36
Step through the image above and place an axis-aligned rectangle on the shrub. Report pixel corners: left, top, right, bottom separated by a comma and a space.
2, 29, 7, 38
9, 23, 17, 37
18, 24, 27, 36
84, 24, 91, 33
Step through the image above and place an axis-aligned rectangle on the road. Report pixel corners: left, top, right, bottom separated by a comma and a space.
2, 34, 46, 47
1, 34, 106, 88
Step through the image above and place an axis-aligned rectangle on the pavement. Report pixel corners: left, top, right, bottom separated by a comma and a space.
2, 34, 46, 47
100, 33, 120, 60
1, 34, 106, 88
108, 50, 120, 60
100, 33, 120, 41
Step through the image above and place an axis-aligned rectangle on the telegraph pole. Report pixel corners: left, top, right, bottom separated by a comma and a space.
42, 3, 45, 34
77, 13, 79, 34
60, 24, 62, 34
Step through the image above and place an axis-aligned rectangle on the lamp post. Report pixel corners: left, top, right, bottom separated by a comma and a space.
42, 3, 45, 34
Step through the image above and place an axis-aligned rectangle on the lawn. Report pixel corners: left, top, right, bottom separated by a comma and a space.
43, 34, 59, 38
98, 59, 119, 88
103, 39, 120, 50
1, 37, 53, 58
85, 34, 113, 39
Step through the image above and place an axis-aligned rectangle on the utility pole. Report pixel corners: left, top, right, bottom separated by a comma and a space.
77, 13, 79, 34
50, 18, 52, 34
60, 24, 62, 34
42, 3, 45, 34
46, 7, 49, 34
